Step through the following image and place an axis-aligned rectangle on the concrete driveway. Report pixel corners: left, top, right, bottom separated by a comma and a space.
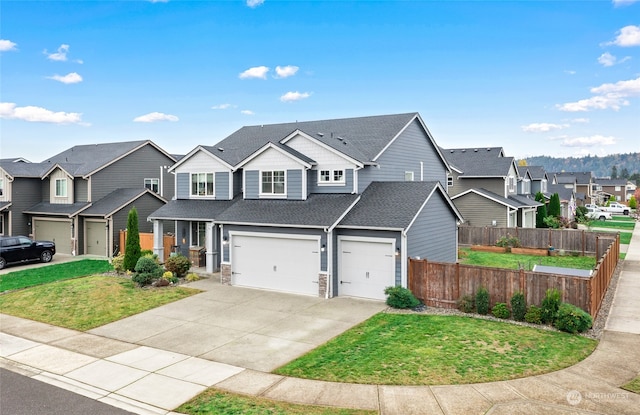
88, 277, 386, 372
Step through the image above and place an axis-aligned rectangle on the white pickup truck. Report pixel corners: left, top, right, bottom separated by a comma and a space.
600, 202, 630, 215
585, 207, 612, 221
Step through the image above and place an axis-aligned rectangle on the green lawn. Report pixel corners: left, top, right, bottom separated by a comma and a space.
622, 376, 640, 394
275, 314, 597, 385
611, 216, 636, 222
0, 275, 200, 331
0, 259, 113, 292
459, 248, 596, 270
589, 220, 635, 230
177, 389, 376, 415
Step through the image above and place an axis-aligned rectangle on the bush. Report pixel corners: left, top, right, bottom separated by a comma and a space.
554, 303, 593, 333
525, 305, 543, 324
141, 249, 154, 257
492, 303, 510, 319
456, 294, 475, 313
132, 255, 163, 286
164, 254, 191, 278
541, 288, 562, 324
162, 271, 174, 279
495, 235, 521, 249
186, 272, 200, 282
384, 286, 421, 309
510, 292, 527, 321
111, 253, 125, 274
476, 286, 490, 315
123, 207, 141, 272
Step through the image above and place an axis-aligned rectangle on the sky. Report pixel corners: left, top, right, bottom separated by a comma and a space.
1, 0, 639, 162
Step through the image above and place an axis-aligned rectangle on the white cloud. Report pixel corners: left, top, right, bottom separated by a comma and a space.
598, 52, 631, 66
612, 0, 639, 7
211, 103, 236, 110
133, 112, 179, 122
571, 118, 590, 123
556, 76, 640, 112
561, 135, 617, 147
280, 91, 311, 102
0, 102, 83, 124
564, 70, 576, 75
241, 110, 255, 115
45, 44, 70, 61
47, 72, 83, 84
274, 65, 299, 78
246, 0, 264, 8
239, 66, 269, 79
606, 25, 640, 47
521, 123, 569, 133
0, 39, 17, 52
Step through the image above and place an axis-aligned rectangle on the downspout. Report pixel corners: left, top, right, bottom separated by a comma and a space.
401, 229, 408, 288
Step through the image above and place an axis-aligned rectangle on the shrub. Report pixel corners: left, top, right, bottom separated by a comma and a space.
164, 254, 191, 278
475, 286, 490, 315
141, 249, 154, 257
629, 196, 637, 210
132, 255, 163, 286
541, 288, 562, 324
524, 305, 543, 324
162, 271, 174, 279
554, 303, 593, 333
510, 291, 527, 321
456, 294, 475, 313
186, 272, 200, 282
495, 235, 521, 249
111, 253, 125, 274
492, 303, 510, 319
123, 207, 141, 271
384, 286, 421, 309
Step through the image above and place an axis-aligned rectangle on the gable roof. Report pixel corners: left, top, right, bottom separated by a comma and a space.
524, 166, 548, 180
80, 188, 165, 217
235, 141, 315, 169
0, 161, 49, 178
206, 113, 421, 167
24, 201, 91, 217
441, 147, 515, 177
551, 171, 592, 185
594, 178, 627, 186
338, 181, 462, 230
452, 188, 520, 209
148, 198, 240, 221
547, 184, 575, 202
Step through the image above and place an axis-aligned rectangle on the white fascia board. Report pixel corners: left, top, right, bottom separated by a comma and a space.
235, 142, 312, 170
169, 146, 235, 173
452, 188, 519, 209
41, 164, 75, 181
216, 220, 325, 229
280, 129, 365, 168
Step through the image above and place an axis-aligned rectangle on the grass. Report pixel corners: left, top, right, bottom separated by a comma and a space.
588, 220, 636, 230
0, 259, 113, 292
459, 248, 596, 270
274, 314, 597, 385
622, 376, 640, 394
611, 216, 636, 222
177, 389, 376, 415
0, 275, 199, 331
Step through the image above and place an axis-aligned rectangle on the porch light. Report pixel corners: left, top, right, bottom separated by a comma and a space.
395, 247, 400, 257
223, 236, 229, 245
321, 244, 326, 252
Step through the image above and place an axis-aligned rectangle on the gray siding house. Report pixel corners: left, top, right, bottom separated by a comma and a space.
0, 140, 175, 257
149, 113, 462, 301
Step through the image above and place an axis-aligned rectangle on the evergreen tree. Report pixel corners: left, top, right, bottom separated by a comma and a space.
611, 165, 618, 179
548, 193, 561, 217
535, 192, 548, 228
620, 167, 629, 179
124, 207, 141, 271
629, 196, 637, 210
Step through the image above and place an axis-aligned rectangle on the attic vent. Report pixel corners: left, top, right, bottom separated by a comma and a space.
461, 149, 466, 153
317, 132, 324, 137
336, 136, 343, 141
487, 148, 491, 151
474, 149, 478, 152
450, 150, 454, 153
218, 147, 224, 152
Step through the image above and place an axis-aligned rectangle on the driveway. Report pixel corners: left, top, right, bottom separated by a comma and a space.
89, 277, 386, 372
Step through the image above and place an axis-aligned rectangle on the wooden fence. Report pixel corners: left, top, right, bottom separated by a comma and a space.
119, 231, 174, 263
458, 226, 616, 255
409, 233, 619, 317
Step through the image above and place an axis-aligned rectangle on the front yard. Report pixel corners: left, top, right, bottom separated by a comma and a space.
458, 248, 596, 270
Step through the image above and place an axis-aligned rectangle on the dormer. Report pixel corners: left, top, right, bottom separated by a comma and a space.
42, 165, 75, 204
171, 146, 236, 201
236, 142, 314, 200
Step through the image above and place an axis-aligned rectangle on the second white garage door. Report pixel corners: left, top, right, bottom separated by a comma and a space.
34, 218, 72, 255
338, 237, 396, 301
231, 233, 320, 296
85, 220, 108, 256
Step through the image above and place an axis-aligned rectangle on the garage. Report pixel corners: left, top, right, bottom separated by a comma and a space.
85, 220, 107, 256
231, 233, 320, 296
34, 218, 72, 254
338, 237, 396, 301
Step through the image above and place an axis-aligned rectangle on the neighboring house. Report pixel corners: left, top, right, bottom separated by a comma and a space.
547, 183, 577, 220
549, 171, 593, 207
626, 181, 637, 202
523, 166, 549, 196
594, 178, 628, 203
149, 113, 463, 301
0, 140, 176, 256
442, 147, 540, 228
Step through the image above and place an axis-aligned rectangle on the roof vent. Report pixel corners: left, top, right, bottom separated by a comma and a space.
218, 147, 224, 152
450, 150, 454, 153
487, 148, 491, 151
461, 149, 466, 152
317, 132, 324, 137
474, 149, 478, 152
336, 136, 343, 141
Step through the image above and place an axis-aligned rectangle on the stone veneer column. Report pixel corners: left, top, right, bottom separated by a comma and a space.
318, 273, 328, 298
220, 263, 232, 285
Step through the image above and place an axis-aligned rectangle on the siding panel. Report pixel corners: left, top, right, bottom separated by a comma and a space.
287, 169, 303, 200
309, 169, 354, 194
215, 171, 230, 200
407, 191, 457, 263
244, 170, 259, 199
176, 173, 190, 199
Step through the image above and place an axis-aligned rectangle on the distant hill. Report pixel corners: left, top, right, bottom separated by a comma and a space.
523, 153, 640, 179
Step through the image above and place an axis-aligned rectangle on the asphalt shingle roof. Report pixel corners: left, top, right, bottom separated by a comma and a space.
455, 188, 520, 209
551, 171, 592, 185
339, 181, 443, 229
525, 166, 548, 180
0, 161, 49, 178
81, 188, 162, 217
594, 178, 628, 186
216, 194, 359, 228
547, 184, 574, 202
148, 198, 240, 221
203, 113, 419, 166
441, 147, 514, 176
24, 202, 91, 216
507, 194, 542, 208
0, 202, 11, 211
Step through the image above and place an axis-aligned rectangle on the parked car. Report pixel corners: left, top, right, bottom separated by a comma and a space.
0, 236, 56, 270
600, 202, 630, 215
585, 207, 612, 221
584, 203, 598, 210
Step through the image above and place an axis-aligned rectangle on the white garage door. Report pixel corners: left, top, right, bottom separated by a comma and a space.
85, 220, 107, 256
34, 219, 72, 254
338, 238, 395, 301
231, 234, 320, 296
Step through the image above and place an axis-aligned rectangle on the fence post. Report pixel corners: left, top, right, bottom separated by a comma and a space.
596, 236, 599, 261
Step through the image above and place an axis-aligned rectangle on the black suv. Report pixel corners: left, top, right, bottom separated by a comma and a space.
0, 236, 56, 270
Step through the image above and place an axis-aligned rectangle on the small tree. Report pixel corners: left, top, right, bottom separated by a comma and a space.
629, 195, 637, 210
535, 192, 548, 228
548, 193, 561, 218
123, 207, 141, 271
606, 195, 616, 207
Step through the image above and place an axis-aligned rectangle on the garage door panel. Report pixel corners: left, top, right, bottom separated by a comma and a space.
339, 239, 395, 301
232, 235, 319, 296
86, 221, 107, 256
34, 219, 72, 255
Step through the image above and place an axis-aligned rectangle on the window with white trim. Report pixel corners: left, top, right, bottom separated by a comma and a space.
262, 170, 285, 194
144, 178, 159, 193
0, 178, 3, 196
190, 221, 206, 247
447, 175, 453, 187
507, 176, 516, 192
404, 171, 414, 181
55, 178, 67, 197
542, 179, 547, 193
191, 173, 214, 197
318, 169, 345, 185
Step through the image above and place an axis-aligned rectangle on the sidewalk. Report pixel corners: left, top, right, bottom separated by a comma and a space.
2, 225, 640, 414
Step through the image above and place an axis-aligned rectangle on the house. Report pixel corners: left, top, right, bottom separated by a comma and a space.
149, 113, 463, 300
594, 178, 628, 204
0, 140, 176, 256
626, 181, 637, 202
442, 147, 540, 228
522, 166, 549, 196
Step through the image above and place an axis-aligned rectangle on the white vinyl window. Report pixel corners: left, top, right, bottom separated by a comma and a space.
190, 221, 206, 247
191, 173, 214, 197
507, 176, 516, 192
318, 169, 345, 185
144, 178, 159, 193
55, 178, 67, 197
405, 171, 414, 181
447, 175, 453, 187
261, 170, 285, 194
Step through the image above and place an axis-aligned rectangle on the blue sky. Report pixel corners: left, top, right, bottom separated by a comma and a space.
1, 0, 638, 162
